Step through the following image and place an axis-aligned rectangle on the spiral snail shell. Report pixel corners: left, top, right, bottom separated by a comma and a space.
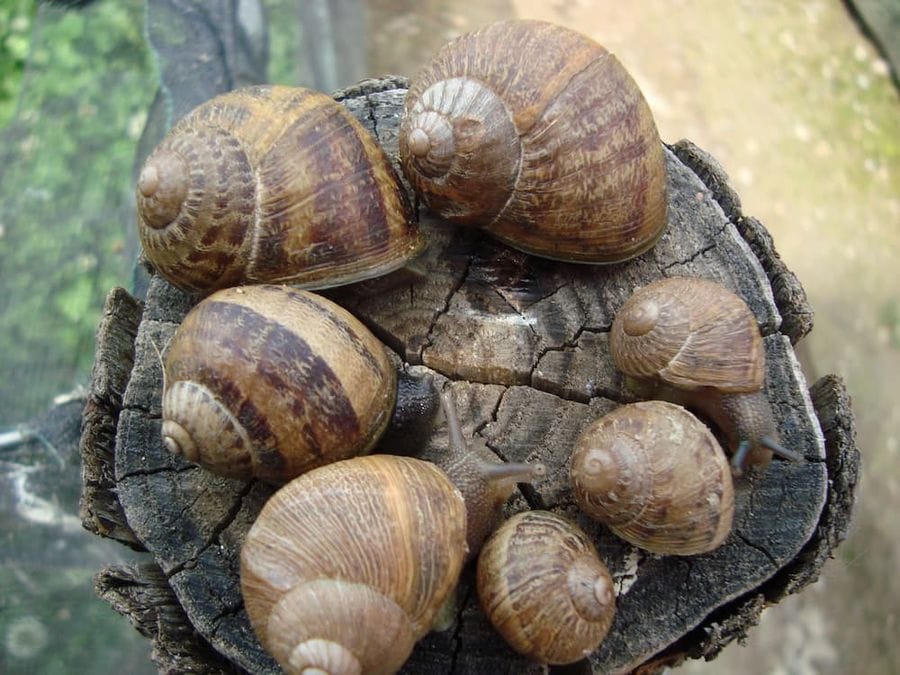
610, 276, 802, 470
161, 284, 396, 482
477, 510, 616, 664
399, 19, 668, 264
570, 401, 734, 555
137, 85, 422, 293
240, 455, 468, 675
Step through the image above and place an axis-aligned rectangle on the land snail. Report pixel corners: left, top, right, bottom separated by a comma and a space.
609, 276, 804, 472
477, 510, 616, 664
239, 389, 546, 675
136, 84, 423, 294
570, 400, 735, 556
160, 284, 398, 482
399, 19, 668, 264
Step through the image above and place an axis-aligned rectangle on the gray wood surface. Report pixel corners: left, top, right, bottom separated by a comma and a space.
80, 77, 857, 674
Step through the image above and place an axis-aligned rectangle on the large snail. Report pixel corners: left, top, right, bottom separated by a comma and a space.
570, 401, 734, 555
399, 19, 668, 264
137, 85, 422, 293
161, 284, 396, 482
240, 454, 467, 675
240, 390, 545, 675
609, 276, 803, 470
477, 510, 616, 664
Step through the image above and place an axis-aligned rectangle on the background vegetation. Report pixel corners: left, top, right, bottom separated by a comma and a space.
1, 2, 160, 672
0, 0, 153, 427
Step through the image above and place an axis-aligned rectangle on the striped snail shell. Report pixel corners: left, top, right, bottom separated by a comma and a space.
240, 454, 468, 675
477, 510, 616, 664
570, 401, 734, 555
137, 85, 422, 293
609, 276, 801, 470
399, 19, 668, 264
161, 284, 396, 482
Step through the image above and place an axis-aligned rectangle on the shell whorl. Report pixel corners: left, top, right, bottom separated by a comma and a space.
266, 579, 415, 675
401, 77, 519, 224
570, 401, 735, 555
476, 510, 615, 664
610, 277, 765, 392
161, 380, 253, 477
138, 124, 256, 291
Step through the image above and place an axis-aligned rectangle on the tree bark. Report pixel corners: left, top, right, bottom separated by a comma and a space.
80, 77, 858, 674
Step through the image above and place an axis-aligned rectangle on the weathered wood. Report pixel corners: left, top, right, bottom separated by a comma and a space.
79, 286, 145, 550
80, 78, 856, 674
94, 562, 237, 674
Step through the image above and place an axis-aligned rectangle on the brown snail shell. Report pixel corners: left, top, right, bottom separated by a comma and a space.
240, 454, 468, 675
570, 401, 734, 555
609, 276, 799, 470
476, 510, 616, 664
399, 19, 668, 264
161, 284, 396, 482
137, 85, 422, 293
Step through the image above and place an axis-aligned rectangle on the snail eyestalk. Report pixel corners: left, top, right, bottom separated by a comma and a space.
732, 435, 804, 475
438, 386, 547, 555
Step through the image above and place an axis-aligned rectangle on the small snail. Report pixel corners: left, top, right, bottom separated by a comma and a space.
240, 392, 545, 675
137, 84, 423, 293
476, 510, 616, 664
610, 276, 803, 471
161, 284, 396, 482
399, 19, 668, 264
570, 401, 734, 556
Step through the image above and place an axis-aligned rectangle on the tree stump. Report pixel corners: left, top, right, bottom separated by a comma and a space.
80, 77, 859, 674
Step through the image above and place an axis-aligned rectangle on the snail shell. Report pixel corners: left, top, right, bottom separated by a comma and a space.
399, 19, 667, 264
161, 284, 396, 482
609, 276, 794, 469
476, 510, 616, 664
137, 85, 422, 293
570, 401, 734, 555
240, 454, 468, 675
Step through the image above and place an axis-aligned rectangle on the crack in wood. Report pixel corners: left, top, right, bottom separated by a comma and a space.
734, 531, 779, 568
660, 222, 728, 272
418, 255, 473, 363
118, 461, 197, 481
165, 479, 255, 580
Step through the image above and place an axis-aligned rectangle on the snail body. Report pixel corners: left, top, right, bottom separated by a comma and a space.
240, 455, 468, 675
477, 510, 616, 664
161, 284, 396, 482
400, 19, 668, 264
137, 85, 422, 293
433, 388, 546, 555
610, 276, 799, 470
570, 401, 734, 555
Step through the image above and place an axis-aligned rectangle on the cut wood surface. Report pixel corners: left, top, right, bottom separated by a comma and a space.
80, 77, 858, 674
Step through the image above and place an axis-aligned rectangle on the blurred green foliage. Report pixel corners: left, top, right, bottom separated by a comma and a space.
0, 1, 34, 127
0, 0, 156, 426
